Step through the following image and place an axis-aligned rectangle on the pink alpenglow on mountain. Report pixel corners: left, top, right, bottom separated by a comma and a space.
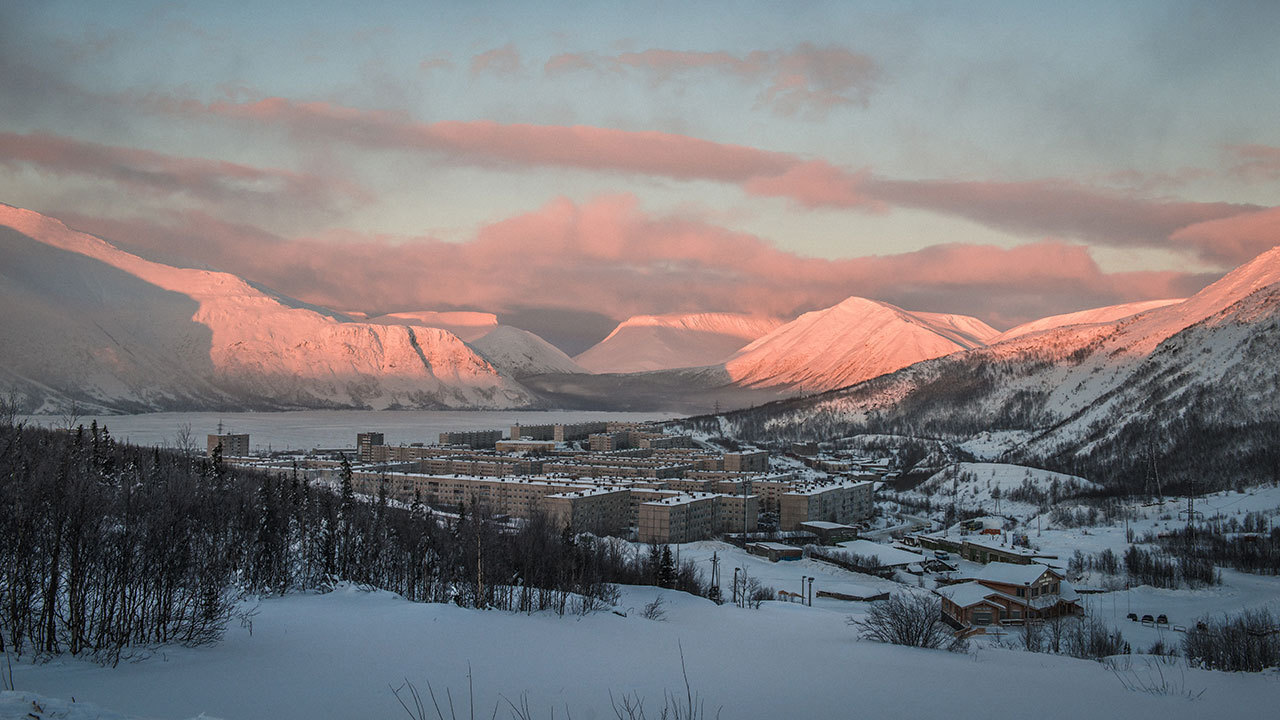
726, 296, 997, 392
993, 299, 1184, 343
575, 312, 782, 373
0, 205, 534, 411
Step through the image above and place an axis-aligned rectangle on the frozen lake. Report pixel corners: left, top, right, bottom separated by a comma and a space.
19, 409, 677, 452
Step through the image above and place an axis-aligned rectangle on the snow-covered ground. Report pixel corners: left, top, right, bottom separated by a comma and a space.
907, 462, 1098, 519
9, 537, 1280, 720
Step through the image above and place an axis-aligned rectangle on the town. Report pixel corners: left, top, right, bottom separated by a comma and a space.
206, 421, 1089, 633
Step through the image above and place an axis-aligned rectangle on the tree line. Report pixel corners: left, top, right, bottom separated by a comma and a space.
0, 419, 707, 663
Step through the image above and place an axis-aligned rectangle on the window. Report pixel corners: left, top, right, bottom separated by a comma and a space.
973, 611, 993, 626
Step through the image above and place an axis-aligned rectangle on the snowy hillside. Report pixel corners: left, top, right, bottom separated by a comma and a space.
911, 462, 1100, 518
994, 299, 1183, 343
575, 312, 781, 373
366, 310, 499, 341
717, 244, 1280, 490
470, 324, 589, 377
0, 205, 535, 412
725, 297, 994, 392
12, 570, 1278, 720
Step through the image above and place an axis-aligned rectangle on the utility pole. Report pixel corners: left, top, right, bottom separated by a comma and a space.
710, 552, 721, 603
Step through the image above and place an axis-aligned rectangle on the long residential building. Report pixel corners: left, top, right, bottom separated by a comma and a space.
779, 479, 875, 531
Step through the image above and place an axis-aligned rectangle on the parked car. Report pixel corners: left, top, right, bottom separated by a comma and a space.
1156, 614, 1169, 625
1127, 612, 1138, 621
934, 550, 950, 561
1141, 614, 1155, 624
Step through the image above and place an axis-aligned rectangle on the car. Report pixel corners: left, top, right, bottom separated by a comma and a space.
1141, 614, 1155, 624
934, 550, 950, 561
1127, 612, 1138, 621
1156, 614, 1169, 625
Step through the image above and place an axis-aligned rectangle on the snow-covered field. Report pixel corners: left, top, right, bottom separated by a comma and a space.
9, 537, 1280, 720
17, 410, 674, 452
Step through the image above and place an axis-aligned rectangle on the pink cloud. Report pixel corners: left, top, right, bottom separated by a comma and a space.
156, 96, 1270, 265
1169, 206, 1280, 266
861, 176, 1260, 252
196, 97, 795, 181
1226, 144, 1280, 181
470, 44, 521, 76
0, 130, 368, 208
54, 195, 1214, 332
744, 161, 883, 210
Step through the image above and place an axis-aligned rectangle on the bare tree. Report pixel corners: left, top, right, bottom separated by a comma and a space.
172, 422, 197, 458
850, 593, 968, 652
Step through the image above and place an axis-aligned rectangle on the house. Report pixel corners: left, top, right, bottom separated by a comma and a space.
938, 562, 1081, 629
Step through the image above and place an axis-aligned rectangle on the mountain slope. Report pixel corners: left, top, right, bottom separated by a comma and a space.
724, 297, 993, 392
713, 245, 1280, 491
470, 325, 589, 378
366, 311, 499, 342
574, 312, 781, 373
994, 299, 1183, 343
0, 205, 535, 412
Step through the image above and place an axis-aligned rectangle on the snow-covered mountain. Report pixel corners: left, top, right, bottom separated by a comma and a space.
366, 311, 500, 342
574, 312, 781, 373
715, 244, 1280, 490
724, 297, 997, 392
470, 325, 588, 378
993, 299, 1183, 343
0, 205, 535, 412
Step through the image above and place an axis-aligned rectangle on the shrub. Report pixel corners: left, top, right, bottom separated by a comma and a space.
849, 593, 967, 652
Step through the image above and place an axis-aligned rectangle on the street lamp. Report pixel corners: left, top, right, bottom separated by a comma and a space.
733, 567, 741, 605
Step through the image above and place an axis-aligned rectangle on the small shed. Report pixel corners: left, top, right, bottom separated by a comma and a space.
798, 520, 859, 543
747, 541, 803, 562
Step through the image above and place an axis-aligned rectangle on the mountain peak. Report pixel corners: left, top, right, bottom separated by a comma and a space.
576, 312, 781, 374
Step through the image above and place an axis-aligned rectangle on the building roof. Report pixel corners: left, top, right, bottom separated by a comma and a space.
837, 539, 926, 567
938, 582, 1005, 609
963, 538, 1040, 557
799, 521, 856, 531
750, 542, 800, 552
969, 562, 1060, 586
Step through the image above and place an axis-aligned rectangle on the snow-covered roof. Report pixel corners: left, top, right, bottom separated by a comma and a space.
837, 539, 926, 567
970, 562, 1059, 586
938, 582, 1004, 609
750, 542, 800, 552
799, 521, 856, 530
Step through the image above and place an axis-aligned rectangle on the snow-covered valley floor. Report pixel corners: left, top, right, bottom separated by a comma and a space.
8, 544, 1279, 720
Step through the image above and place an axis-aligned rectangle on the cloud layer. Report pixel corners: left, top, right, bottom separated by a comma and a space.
0, 131, 367, 209
57, 194, 1209, 332
163, 95, 1270, 264
544, 44, 878, 117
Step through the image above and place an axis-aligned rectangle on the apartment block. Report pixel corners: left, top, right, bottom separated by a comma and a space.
638, 493, 721, 544
779, 480, 875, 531
438, 430, 503, 449
544, 487, 631, 535
207, 433, 250, 457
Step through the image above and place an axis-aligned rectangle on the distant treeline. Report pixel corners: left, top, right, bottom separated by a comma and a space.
0, 420, 706, 663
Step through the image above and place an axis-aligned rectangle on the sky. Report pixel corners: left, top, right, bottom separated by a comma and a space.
2, 0, 1279, 352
